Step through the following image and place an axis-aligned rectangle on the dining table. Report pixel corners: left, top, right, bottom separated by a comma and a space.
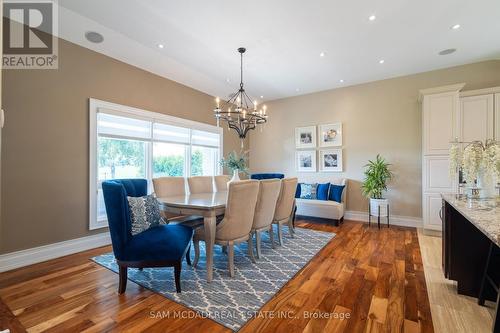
157, 191, 228, 283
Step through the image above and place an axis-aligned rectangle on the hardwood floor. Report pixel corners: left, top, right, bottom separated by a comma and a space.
0, 220, 434, 333
417, 229, 495, 333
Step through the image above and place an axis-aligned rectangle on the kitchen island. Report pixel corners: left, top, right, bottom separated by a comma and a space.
441, 194, 499, 333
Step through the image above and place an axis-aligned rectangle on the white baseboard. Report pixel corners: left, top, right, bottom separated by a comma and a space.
0, 232, 111, 273
344, 210, 422, 228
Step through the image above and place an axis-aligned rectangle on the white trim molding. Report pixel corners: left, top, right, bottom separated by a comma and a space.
0, 233, 111, 273
344, 210, 422, 228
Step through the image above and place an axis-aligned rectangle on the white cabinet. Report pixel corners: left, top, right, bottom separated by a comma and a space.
423, 194, 444, 230
420, 84, 463, 231
423, 91, 459, 155
459, 94, 494, 142
423, 155, 454, 193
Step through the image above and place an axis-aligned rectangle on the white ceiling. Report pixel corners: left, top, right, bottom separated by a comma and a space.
57, 0, 500, 102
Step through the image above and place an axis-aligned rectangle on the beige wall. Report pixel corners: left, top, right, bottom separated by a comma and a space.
1, 38, 246, 254
250, 60, 500, 217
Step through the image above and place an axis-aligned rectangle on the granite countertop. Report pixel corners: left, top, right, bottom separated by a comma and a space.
441, 193, 500, 247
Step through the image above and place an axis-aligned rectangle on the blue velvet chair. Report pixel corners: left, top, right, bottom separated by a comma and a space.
102, 179, 193, 293
250, 173, 285, 180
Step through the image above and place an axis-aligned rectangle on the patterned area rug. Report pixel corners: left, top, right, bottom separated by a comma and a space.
92, 225, 335, 331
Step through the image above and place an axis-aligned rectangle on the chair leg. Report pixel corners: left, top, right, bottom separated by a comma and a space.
288, 217, 295, 238
255, 231, 262, 258
185, 244, 192, 266
193, 239, 200, 268
118, 265, 128, 294
277, 223, 283, 246
228, 242, 235, 277
269, 225, 275, 249
247, 235, 256, 263
174, 261, 182, 293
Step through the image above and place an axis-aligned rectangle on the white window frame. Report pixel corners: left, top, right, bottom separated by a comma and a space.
89, 98, 223, 230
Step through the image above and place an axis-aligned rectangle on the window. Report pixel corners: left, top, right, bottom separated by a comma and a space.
89, 99, 223, 230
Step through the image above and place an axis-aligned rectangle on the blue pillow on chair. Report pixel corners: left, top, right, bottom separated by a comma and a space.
316, 183, 330, 200
328, 185, 345, 203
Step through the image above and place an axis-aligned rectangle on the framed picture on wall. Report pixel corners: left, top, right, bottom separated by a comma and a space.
296, 150, 316, 172
320, 149, 343, 172
295, 126, 317, 149
319, 123, 342, 147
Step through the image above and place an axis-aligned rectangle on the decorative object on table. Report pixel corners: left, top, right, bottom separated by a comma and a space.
449, 139, 500, 198
213, 47, 267, 147
295, 125, 317, 149
319, 123, 342, 147
319, 149, 343, 172
219, 150, 249, 183
296, 150, 316, 172
361, 154, 393, 229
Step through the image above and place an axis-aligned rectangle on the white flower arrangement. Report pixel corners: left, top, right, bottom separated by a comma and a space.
450, 140, 500, 185
449, 143, 461, 178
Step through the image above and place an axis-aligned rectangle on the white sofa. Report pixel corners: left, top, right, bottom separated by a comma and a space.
295, 178, 347, 226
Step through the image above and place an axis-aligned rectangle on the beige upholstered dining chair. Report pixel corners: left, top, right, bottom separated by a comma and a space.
188, 176, 214, 194
272, 177, 298, 246
214, 175, 231, 192
153, 176, 186, 197
153, 176, 202, 227
193, 180, 260, 277
251, 179, 282, 258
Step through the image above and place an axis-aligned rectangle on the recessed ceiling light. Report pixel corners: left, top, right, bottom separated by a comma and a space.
226, 78, 231, 83
379, 59, 385, 64
85, 31, 104, 44
157, 43, 164, 49
320, 52, 325, 57
368, 15, 376, 21
339, 79, 344, 83
260, 95, 264, 99
439, 48, 457, 55
451, 24, 461, 30
295, 88, 300, 92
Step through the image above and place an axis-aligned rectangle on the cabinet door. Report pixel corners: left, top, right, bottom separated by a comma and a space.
423, 193, 443, 231
423, 92, 459, 155
423, 155, 455, 193
459, 94, 494, 143
495, 93, 500, 140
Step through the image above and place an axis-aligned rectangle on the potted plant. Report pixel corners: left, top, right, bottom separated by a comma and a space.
361, 154, 393, 217
219, 150, 249, 183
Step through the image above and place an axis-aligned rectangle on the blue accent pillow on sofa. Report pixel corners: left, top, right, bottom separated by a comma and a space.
316, 183, 330, 200
295, 183, 301, 198
299, 183, 317, 199
328, 185, 345, 203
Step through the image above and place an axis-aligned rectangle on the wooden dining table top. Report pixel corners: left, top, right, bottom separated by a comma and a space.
156, 191, 228, 210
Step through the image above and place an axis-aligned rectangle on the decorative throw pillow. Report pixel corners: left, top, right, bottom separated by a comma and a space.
300, 183, 317, 199
328, 185, 345, 203
127, 194, 163, 235
295, 183, 302, 198
316, 183, 330, 200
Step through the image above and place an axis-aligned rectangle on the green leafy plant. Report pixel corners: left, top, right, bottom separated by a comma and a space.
219, 150, 249, 174
361, 154, 393, 199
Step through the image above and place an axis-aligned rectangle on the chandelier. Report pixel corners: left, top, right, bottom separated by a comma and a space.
214, 47, 268, 143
